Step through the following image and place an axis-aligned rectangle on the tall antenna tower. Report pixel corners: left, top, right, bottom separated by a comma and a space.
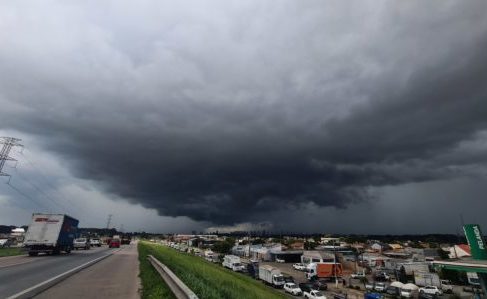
106, 214, 112, 229
0, 137, 23, 179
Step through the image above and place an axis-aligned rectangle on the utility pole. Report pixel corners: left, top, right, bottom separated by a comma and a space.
106, 214, 112, 229
0, 137, 23, 180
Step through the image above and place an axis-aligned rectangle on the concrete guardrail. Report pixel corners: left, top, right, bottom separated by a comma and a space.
147, 255, 199, 299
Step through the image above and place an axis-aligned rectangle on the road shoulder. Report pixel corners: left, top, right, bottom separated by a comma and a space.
34, 243, 141, 299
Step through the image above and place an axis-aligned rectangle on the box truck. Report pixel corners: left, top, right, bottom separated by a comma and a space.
306, 262, 343, 281
222, 255, 245, 271
259, 265, 285, 288
414, 271, 441, 287
23, 213, 79, 256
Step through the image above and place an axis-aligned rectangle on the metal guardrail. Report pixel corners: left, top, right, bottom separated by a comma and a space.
147, 255, 199, 299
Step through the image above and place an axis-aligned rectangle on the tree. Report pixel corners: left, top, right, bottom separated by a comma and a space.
305, 241, 317, 250
437, 248, 450, 260
212, 237, 236, 254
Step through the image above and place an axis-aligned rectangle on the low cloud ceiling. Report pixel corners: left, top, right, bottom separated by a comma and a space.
1, 1, 486, 226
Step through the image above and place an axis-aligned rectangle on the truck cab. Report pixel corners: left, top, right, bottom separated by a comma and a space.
272, 274, 285, 287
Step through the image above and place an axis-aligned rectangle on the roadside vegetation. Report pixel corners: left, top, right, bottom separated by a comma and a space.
0, 247, 24, 257
139, 241, 288, 299
138, 243, 177, 299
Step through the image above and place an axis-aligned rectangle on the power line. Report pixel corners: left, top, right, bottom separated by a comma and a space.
5, 180, 46, 210
18, 148, 102, 222
13, 167, 67, 213
0, 137, 23, 178
0, 137, 49, 209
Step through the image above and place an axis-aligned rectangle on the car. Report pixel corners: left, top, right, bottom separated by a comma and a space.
351, 272, 366, 279
73, 238, 90, 250
283, 275, 295, 283
312, 280, 328, 291
374, 282, 386, 292
419, 292, 438, 299
109, 239, 121, 248
385, 286, 400, 296
419, 286, 442, 296
0, 239, 10, 248
364, 293, 384, 299
299, 283, 314, 293
284, 282, 303, 296
374, 272, 390, 282
440, 280, 453, 294
276, 258, 285, 263
293, 263, 307, 271
304, 289, 326, 299
463, 286, 484, 294
90, 238, 102, 247
365, 282, 375, 291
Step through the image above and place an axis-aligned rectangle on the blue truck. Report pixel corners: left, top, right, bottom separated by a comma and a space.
23, 213, 79, 256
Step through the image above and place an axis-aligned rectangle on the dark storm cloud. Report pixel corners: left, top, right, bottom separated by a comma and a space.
1, 1, 487, 225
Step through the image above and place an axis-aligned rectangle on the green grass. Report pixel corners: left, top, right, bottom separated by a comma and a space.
138, 243, 177, 299
139, 241, 289, 299
0, 247, 24, 257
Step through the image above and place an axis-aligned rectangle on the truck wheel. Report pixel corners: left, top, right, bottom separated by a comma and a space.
66, 247, 71, 254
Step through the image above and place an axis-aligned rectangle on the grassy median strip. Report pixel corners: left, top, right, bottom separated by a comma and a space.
138, 243, 177, 299
139, 241, 288, 299
0, 247, 24, 257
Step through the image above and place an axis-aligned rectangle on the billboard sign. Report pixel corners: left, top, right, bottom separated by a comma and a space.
463, 224, 487, 260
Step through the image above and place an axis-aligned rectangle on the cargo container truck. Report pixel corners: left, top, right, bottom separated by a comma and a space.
23, 213, 79, 256
306, 262, 343, 281
222, 255, 245, 271
259, 265, 285, 288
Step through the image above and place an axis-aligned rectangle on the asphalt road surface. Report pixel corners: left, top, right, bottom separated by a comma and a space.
35, 242, 140, 299
0, 246, 116, 298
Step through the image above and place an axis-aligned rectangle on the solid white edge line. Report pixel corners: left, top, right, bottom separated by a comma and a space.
6, 249, 121, 299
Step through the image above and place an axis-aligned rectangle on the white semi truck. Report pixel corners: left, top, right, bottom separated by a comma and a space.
259, 265, 285, 288
222, 255, 245, 271
23, 213, 79, 256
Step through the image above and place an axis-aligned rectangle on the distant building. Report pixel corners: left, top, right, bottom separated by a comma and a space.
287, 241, 304, 250
370, 242, 391, 252
321, 237, 340, 244
10, 227, 25, 244
388, 243, 404, 250
301, 250, 335, 264
362, 252, 391, 267
444, 244, 471, 259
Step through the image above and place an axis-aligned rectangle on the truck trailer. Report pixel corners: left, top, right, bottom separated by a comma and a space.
23, 213, 79, 256
306, 262, 343, 281
259, 265, 285, 288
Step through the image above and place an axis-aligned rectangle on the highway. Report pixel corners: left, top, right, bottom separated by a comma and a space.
0, 246, 117, 298
35, 243, 140, 299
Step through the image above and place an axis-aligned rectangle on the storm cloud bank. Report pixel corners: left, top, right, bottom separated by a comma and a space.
1, 1, 487, 225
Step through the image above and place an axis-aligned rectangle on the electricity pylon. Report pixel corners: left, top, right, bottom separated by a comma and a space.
0, 137, 23, 179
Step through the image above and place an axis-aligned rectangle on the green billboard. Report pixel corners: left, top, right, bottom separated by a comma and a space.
463, 224, 487, 260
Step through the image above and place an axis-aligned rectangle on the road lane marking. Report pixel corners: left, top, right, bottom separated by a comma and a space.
6, 249, 121, 299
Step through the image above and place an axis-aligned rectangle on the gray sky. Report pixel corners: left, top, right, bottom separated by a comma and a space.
1, 0, 487, 233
